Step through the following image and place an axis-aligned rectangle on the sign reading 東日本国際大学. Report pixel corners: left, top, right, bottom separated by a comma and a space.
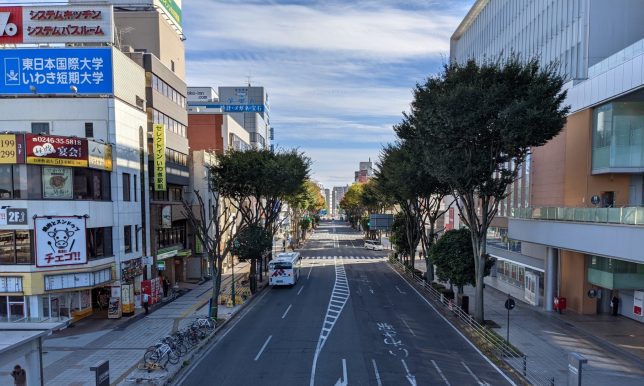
153, 124, 166, 191
0, 47, 113, 95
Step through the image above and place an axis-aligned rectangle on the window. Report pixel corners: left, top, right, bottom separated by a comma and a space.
87, 227, 113, 259
171, 60, 175, 72
170, 186, 183, 201
0, 165, 11, 199
72, 168, 111, 200
135, 226, 139, 252
31, 122, 49, 134
133, 174, 138, 202
124, 226, 132, 253
85, 122, 94, 138
123, 173, 131, 201
0, 231, 33, 265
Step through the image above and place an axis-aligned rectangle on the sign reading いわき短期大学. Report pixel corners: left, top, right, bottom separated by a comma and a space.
0, 47, 113, 95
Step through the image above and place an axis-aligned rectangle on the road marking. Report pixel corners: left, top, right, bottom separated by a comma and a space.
307, 266, 313, 279
254, 335, 272, 361
371, 359, 382, 386
297, 286, 304, 296
401, 359, 417, 386
461, 361, 489, 385
310, 257, 350, 386
388, 264, 517, 386
401, 318, 416, 336
369, 288, 374, 294
334, 359, 348, 386
431, 359, 451, 385
281, 304, 292, 319
396, 285, 407, 294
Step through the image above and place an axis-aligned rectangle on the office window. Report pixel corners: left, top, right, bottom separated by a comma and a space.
135, 226, 139, 252
87, 227, 113, 259
171, 60, 175, 72
85, 122, 94, 137
124, 225, 132, 253
123, 173, 131, 201
0, 165, 12, 199
31, 122, 49, 134
133, 174, 138, 202
0, 231, 33, 265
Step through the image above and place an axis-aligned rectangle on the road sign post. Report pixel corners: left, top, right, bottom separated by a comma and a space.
504, 294, 516, 344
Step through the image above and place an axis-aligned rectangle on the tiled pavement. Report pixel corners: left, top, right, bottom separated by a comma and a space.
38, 262, 251, 386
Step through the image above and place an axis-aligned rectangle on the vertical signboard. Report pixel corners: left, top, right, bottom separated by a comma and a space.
88, 140, 113, 171
34, 216, 87, 267
153, 124, 166, 191
0, 133, 25, 164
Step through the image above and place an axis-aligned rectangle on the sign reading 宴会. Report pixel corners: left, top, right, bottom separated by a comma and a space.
153, 124, 166, 191
0, 5, 114, 45
0, 47, 113, 95
26, 134, 88, 167
35, 216, 87, 267
0, 133, 25, 164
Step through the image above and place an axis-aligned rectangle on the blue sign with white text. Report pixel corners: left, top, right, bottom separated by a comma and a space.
223, 104, 265, 113
0, 48, 113, 95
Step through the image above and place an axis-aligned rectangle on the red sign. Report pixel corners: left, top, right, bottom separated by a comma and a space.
25, 134, 88, 167
445, 208, 455, 231
0, 7, 23, 44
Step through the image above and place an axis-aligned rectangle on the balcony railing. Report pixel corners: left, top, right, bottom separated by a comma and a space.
511, 207, 644, 225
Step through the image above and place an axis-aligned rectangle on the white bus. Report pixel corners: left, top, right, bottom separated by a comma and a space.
269, 252, 302, 286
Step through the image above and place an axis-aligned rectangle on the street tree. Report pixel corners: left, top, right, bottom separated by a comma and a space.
181, 185, 237, 320
339, 183, 365, 228
287, 179, 325, 243
231, 224, 273, 293
429, 228, 494, 295
375, 142, 452, 275
210, 148, 310, 280
403, 56, 569, 322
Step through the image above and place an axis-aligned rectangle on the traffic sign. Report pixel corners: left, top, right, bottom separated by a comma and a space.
504, 298, 516, 310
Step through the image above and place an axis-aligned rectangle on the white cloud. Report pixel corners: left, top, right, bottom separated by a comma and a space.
186, 2, 460, 60
303, 147, 383, 188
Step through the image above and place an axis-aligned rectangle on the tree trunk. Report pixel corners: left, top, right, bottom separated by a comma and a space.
249, 258, 257, 293
471, 232, 486, 323
209, 255, 220, 319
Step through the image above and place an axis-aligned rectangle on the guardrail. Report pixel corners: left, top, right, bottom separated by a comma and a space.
511, 206, 644, 225
389, 256, 560, 386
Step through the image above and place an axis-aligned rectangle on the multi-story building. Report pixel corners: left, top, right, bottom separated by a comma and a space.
217, 86, 271, 150
354, 160, 374, 183
324, 188, 331, 213
451, 0, 644, 322
0, 3, 149, 322
332, 186, 349, 218
112, 2, 190, 287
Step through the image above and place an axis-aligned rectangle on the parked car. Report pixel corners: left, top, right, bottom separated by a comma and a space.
364, 240, 384, 250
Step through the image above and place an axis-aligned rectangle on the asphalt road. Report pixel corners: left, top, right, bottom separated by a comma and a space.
178, 221, 514, 386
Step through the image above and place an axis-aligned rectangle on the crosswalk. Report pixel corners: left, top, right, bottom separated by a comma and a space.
303, 255, 385, 260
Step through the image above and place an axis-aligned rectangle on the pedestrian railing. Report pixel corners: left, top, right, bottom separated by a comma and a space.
389, 256, 561, 386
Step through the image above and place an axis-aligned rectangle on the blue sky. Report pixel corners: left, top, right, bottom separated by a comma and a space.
183, 0, 474, 188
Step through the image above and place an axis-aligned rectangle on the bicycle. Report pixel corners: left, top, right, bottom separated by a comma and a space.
143, 339, 180, 368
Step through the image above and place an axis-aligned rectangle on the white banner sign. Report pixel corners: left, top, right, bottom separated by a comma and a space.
22, 5, 114, 44
35, 216, 87, 267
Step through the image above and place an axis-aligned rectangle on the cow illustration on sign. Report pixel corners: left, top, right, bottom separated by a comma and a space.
35, 217, 87, 267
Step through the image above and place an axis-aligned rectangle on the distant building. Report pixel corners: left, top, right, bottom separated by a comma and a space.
354, 160, 374, 183
331, 186, 349, 217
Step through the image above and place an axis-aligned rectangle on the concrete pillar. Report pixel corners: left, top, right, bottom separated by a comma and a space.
25, 339, 42, 386
545, 247, 559, 312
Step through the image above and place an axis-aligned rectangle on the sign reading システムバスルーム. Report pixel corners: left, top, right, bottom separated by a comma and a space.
25, 133, 88, 167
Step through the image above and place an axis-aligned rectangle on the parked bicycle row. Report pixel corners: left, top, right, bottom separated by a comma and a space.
142, 317, 216, 369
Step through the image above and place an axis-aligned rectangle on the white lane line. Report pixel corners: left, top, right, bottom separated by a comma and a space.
307, 266, 313, 279
389, 264, 517, 386
401, 359, 417, 386
371, 359, 382, 386
396, 285, 407, 294
254, 335, 272, 361
461, 361, 489, 386
401, 318, 416, 336
334, 358, 348, 386
281, 304, 293, 319
297, 286, 304, 296
431, 360, 451, 386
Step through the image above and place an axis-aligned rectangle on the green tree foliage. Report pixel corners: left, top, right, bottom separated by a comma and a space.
401, 56, 569, 322
430, 228, 494, 294
339, 183, 365, 227
209, 148, 310, 290
390, 211, 421, 266
231, 224, 273, 293
286, 179, 325, 243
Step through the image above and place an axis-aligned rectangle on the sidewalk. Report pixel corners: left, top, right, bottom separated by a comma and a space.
33, 262, 253, 386
413, 258, 644, 386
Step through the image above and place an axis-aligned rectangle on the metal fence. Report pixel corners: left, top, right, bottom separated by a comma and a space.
511, 206, 644, 225
389, 257, 562, 386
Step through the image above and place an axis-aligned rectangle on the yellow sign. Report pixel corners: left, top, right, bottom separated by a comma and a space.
153, 124, 166, 191
0, 134, 18, 164
88, 141, 113, 171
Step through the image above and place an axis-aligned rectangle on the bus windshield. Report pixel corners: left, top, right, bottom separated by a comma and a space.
270, 262, 292, 270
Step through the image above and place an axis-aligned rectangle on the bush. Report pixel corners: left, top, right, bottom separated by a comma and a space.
431, 282, 445, 291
